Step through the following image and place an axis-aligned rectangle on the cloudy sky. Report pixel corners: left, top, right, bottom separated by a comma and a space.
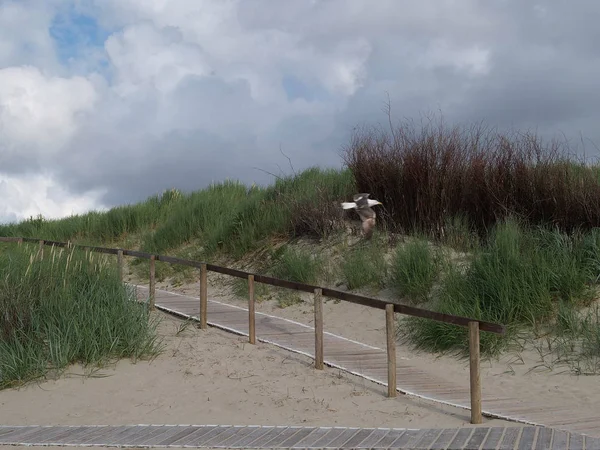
1, 0, 599, 224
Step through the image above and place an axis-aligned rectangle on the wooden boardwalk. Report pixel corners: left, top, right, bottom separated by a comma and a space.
135, 285, 600, 439
0, 424, 597, 449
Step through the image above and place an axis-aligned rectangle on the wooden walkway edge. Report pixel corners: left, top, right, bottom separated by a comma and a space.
133, 285, 600, 439
0, 424, 596, 449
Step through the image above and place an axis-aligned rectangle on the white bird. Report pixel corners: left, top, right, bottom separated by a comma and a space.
341, 193, 383, 239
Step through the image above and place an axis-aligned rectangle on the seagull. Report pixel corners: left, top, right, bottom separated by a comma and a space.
341, 193, 383, 239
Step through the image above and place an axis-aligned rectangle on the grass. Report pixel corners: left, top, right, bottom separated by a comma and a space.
3, 115, 600, 370
0, 243, 163, 389
341, 236, 388, 290
270, 246, 322, 285
398, 219, 600, 363
389, 238, 442, 303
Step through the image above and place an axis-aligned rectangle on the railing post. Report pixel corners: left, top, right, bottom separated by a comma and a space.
38, 239, 44, 260
248, 274, 256, 344
200, 263, 208, 329
314, 288, 324, 370
117, 250, 124, 283
386, 304, 397, 398
18, 237, 23, 247
469, 321, 482, 424
149, 255, 156, 310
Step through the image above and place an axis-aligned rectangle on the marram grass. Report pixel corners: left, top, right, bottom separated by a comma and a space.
0, 243, 163, 389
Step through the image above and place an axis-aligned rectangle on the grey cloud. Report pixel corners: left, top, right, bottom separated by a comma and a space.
6, 0, 600, 220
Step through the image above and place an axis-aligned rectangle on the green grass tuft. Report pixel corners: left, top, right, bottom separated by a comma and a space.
0, 243, 163, 389
341, 238, 388, 290
389, 238, 441, 303
270, 246, 322, 284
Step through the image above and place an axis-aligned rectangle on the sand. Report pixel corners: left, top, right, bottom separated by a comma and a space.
0, 313, 515, 431
159, 275, 600, 436
2, 265, 598, 446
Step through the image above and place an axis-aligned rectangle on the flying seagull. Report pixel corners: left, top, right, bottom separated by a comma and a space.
341, 193, 383, 239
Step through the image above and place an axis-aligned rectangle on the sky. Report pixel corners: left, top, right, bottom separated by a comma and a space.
1, 0, 600, 224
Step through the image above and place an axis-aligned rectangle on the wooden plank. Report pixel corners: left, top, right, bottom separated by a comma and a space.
369, 429, 405, 448
144, 426, 195, 446
157, 426, 201, 445
388, 429, 426, 448
106, 426, 152, 445
386, 303, 396, 398
308, 427, 348, 447
469, 320, 482, 424
57, 427, 98, 444
411, 428, 444, 448
292, 427, 335, 447
248, 274, 256, 344
314, 288, 324, 370
149, 255, 156, 310
224, 426, 271, 448
130, 426, 179, 446
3, 426, 56, 444
206, 426, 259, 448
278, 427, 318, 448
104, 426, 140, 445
340, 428, 377, 448
35, 427, 79, 444
325, 428, 363, 448
568, 432, 584, 450
430, 428, 460, 449
499, 427, 522, 450
244, 426, 289, 447
466, 427, 490, 449
550, 429, 569, 450
354, 428, 394, 448
29, 427, 78, 444
260, 427, 306, 447
535, 427, 553, 450
200, 263, 207, 329
449, 427, 475, 449
585, 435, 600, 450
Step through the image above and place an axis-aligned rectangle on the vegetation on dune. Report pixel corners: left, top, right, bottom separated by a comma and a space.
2, 114, 600, 371
399, 219, 600, 365
343, 117, 600, 238
341, 236, 388, 290
389, 237, 442, 303
0, 244, 163, 389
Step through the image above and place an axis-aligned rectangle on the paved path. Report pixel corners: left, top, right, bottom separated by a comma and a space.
0, 424, 597, 449
134, 285, 600, 439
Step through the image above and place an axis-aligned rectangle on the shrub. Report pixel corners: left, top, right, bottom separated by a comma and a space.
342, 115, 600, 239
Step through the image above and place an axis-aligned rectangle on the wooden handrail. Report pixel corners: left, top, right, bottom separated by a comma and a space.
1, 234, 494, 423
0, 236, 505, 335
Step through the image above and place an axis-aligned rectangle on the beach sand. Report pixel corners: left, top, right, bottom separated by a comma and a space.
2, 266, 599, 449
0, 312, 514, 431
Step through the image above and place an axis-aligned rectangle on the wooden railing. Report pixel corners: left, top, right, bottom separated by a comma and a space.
0, 236, 505, 424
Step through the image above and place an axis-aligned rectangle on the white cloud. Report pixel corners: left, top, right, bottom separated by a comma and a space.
1, 0, 600, 224
0, 173, 107, 224
105, 23, 210, 95
0, 66, 98, 157
0, 0, 59, 70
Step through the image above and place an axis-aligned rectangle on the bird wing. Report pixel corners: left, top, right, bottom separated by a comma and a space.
353, 193, 371, 207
